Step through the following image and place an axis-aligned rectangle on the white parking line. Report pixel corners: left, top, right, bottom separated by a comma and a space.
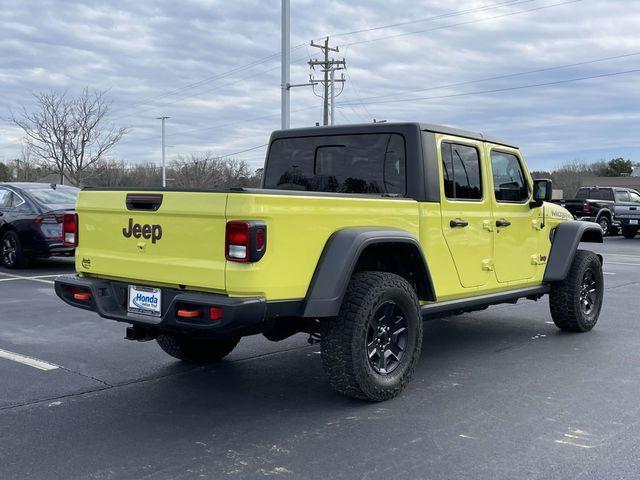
603, 253, 640, 259
604, 262, 640, 267
0, 348, 59, 371
0, 273, 57, 284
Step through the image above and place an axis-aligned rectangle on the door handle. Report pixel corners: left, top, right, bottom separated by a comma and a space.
496, 219, 511, 228
450, 219, 469, 228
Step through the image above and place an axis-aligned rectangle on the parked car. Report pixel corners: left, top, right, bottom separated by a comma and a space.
614, 189, 640, 238
554, 186, 639, 235
55, 123, 604, 401
0, 182, 79, 268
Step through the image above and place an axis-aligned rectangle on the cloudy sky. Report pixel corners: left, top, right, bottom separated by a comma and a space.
1, 0, 638, 171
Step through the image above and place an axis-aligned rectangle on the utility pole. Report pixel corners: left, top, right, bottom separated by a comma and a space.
281, 0, 290, 129
157, 116, 169, 187
309, 37, 345, 126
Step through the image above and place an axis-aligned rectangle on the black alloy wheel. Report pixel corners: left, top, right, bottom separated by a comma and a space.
1, 234, 17, 266
579, 269, 598, 315
366, 301, 409, 375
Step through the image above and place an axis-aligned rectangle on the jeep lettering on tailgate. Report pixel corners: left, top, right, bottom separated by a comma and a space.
122, 218, 162, 243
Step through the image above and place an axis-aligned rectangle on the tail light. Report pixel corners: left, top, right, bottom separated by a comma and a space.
582, 201, 590, 214
62, 213, 78, 247
225, 221, 267, 262
34, 213, 63, 224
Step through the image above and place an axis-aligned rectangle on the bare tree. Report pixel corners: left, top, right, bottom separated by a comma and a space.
169, 153, 256, 189
11, 88, 128, 186
10, 145, 43, 182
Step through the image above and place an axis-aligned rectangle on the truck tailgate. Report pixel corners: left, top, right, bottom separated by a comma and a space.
76, 190, 228, 292
616, 203, 640, 221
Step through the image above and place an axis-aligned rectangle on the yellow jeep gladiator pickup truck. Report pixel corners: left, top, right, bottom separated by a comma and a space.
55, 123, 604, 401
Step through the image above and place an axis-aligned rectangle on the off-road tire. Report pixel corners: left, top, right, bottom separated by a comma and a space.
321, 272, 423, 401
0, 230, 28, 269
622, 226, 638, 239
597, 216, 610, 236
156, 335, 240, 364
549, 250, 603, 332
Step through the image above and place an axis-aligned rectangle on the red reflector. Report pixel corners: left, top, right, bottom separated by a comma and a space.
209, 306, 223, 320
255, 227, 265, 250
73, 292, 92, 301
177, 309, 201, 318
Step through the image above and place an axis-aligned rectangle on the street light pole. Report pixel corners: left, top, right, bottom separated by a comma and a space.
330, 67, 335, 125
281, 0, 290, 129
157, 116, 169, 187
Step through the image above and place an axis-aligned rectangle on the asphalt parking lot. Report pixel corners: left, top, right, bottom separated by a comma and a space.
1, 237, 639, 479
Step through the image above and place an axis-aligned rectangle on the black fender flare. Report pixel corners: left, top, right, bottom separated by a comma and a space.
595, 208, 612, 223
543, 221, 603, 282
302, 227, 434, 318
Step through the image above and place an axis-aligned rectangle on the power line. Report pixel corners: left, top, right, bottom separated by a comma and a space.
338, 67, 640, 106
339, 50, 640, 105
341, 52, 372, 121
321, 0, 535, 40
118, 54, 310, 122
110, 44, 308, 116
341, 0, 582, 47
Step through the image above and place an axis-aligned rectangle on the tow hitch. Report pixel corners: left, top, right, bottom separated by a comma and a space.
125, 326, 158, 342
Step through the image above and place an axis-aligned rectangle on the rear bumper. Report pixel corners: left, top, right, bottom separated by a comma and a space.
54, 275, 267, 337
618, 218, 640, 226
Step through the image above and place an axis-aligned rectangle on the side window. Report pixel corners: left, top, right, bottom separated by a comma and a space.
0, 188, 13, 208
11, 192, 24, 208
490, 151, 529, 202
629, 191, 640, 203
441, 142, 482, 200
616, 190, 630, 202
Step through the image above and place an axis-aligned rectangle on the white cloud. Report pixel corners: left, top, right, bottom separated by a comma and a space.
0, 0, 639, 171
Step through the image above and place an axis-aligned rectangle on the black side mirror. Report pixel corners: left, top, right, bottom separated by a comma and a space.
531, 179, 552, 207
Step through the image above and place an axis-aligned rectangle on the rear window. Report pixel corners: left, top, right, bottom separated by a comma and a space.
263, 133, 406, 195
24, 185, 79, 206
575, 188, 614, 201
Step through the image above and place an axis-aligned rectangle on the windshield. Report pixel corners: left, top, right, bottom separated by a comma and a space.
24, 185, 79, 207
263, 133, 407, 195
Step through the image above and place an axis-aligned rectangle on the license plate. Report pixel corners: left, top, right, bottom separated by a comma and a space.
128, 285, 162, 317
630, 220, 639, 225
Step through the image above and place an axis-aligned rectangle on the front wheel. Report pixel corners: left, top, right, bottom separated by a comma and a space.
156, 335, 240, 363
549, 250, 603, 332
321, 272, 423, 401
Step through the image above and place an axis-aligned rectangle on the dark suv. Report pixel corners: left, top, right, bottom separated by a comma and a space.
0, 182, 79, 268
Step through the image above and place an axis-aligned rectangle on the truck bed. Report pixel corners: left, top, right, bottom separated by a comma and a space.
75, 188, 419, 300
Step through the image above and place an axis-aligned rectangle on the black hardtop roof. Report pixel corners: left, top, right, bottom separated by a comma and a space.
270, 122, 518, 149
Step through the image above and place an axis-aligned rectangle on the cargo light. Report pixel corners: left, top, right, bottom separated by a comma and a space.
225, 221, 267, 263
62, 213, 78, 247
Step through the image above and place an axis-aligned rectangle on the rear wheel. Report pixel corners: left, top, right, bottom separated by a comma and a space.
1, 231, 28, 269
597, 216, 610, 236
156, 334, 240, 364
549, 250, 603, 332
321, 272, 423, 401
622, 226, 638, 239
